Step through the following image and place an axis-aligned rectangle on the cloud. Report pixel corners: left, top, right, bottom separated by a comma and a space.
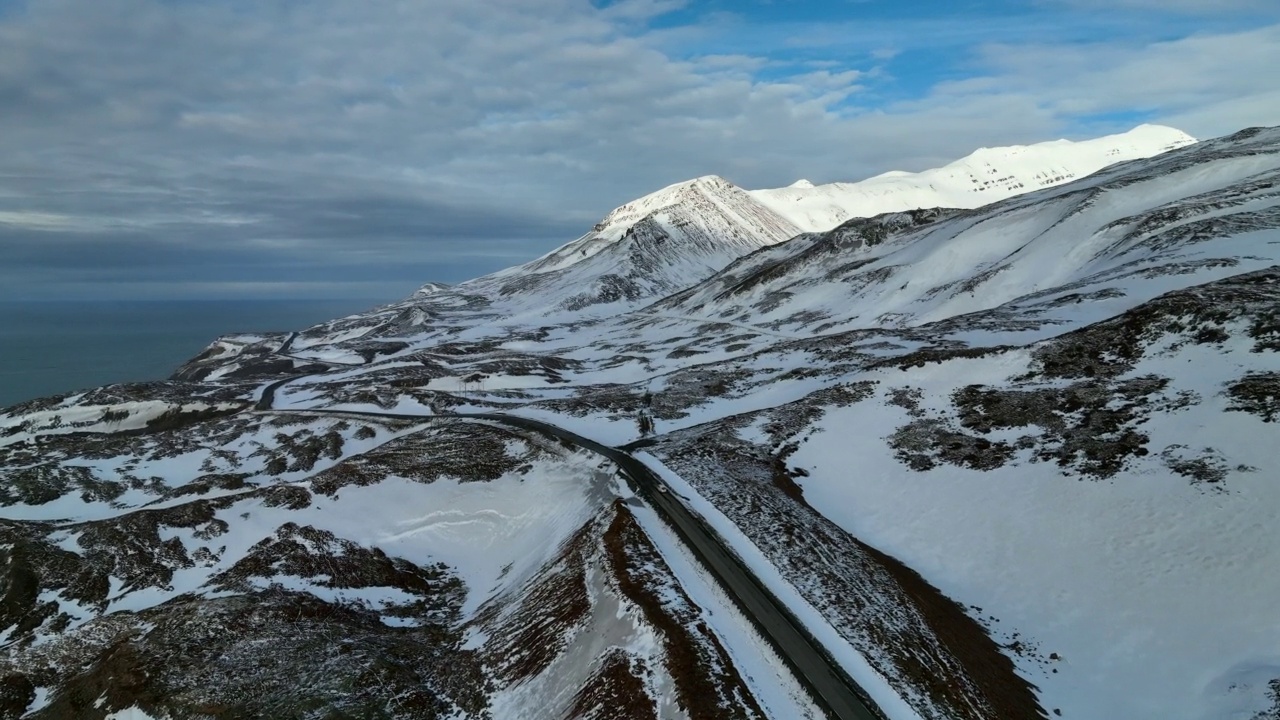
938, 26, 1280, 137
0, 211, 88, 231
0, 0, 1274, 300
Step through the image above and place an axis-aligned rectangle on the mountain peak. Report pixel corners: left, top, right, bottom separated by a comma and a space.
413, 282, 452, 296
589, 174, 741, 235
465, 171, 798, 312
689, 174, 734, 187
1128, 123, 1197, 144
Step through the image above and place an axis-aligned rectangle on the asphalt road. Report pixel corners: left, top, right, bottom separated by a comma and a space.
254, 376, 293, 411
260, 398, 885, 720
467, 412, 887, 720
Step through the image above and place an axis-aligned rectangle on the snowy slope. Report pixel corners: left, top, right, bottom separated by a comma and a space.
652, 125, 1275, 341
4, 124, 1277, 720
0, 406, 818, 719
779, 285, 1280, 720
749, 124, 1196, 232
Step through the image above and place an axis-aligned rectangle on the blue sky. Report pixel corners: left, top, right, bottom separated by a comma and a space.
0, 0, 1276, 300
641, 0, 1274, 126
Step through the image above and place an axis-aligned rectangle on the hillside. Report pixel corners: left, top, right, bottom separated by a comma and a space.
2, 125, 1277, 720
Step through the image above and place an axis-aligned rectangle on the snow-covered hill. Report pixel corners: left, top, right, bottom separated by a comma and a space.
749, 124, 1196, 232
378, 125, 1192, 324
0, 392, 816, 719
3, 124, 1277, 720
652, 124, 1269, 338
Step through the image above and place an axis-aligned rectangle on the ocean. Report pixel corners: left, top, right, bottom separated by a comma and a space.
0, 299, 387, 410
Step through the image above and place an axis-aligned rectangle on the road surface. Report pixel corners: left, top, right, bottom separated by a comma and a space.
468, 412, 887, 720
255, 378, 885, 719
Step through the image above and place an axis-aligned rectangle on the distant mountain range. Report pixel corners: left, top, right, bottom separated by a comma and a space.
433, 124, 1196, 316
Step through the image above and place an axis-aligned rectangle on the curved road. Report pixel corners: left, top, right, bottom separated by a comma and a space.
472, 412, 886, 720
256, 380, 884, 719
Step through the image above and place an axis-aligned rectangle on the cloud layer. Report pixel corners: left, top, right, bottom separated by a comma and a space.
0, 0, 1276, 299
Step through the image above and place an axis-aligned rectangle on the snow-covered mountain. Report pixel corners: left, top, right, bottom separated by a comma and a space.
462, 175, 803, 315
749, 124, 1197, 232
653, 124, 1263, 337
3, 125, 1278, 720
393, 125, 1193, 322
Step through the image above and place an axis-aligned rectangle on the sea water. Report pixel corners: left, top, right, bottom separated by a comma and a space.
0, 299, 386, 409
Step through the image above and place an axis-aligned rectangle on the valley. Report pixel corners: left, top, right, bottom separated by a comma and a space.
2, 124, 1278, 720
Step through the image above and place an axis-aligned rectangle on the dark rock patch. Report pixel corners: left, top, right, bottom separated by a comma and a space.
23, 590, 485, 720
308, 423, 539, 496
211, 523, 464, 627
890, 419, 1017, 472
603, 503, 766, 720
946, 376, 1170, 479
568, 650, 657, 720
1225, 372, 1280, 423
1027, 266, 1280, 381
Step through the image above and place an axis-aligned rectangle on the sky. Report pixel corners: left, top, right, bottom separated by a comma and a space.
0, 0, 1277, 301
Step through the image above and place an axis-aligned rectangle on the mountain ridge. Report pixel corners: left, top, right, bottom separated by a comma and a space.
409, 124, 1196, 319
748, 123, 1197, 232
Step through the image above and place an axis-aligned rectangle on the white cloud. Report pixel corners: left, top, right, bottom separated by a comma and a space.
0, 0, 1275, 299
0, 211, 85, 231
936, 26, 1280, 137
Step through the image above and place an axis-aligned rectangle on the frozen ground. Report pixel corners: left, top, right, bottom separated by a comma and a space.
3, 124, 1278, 719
